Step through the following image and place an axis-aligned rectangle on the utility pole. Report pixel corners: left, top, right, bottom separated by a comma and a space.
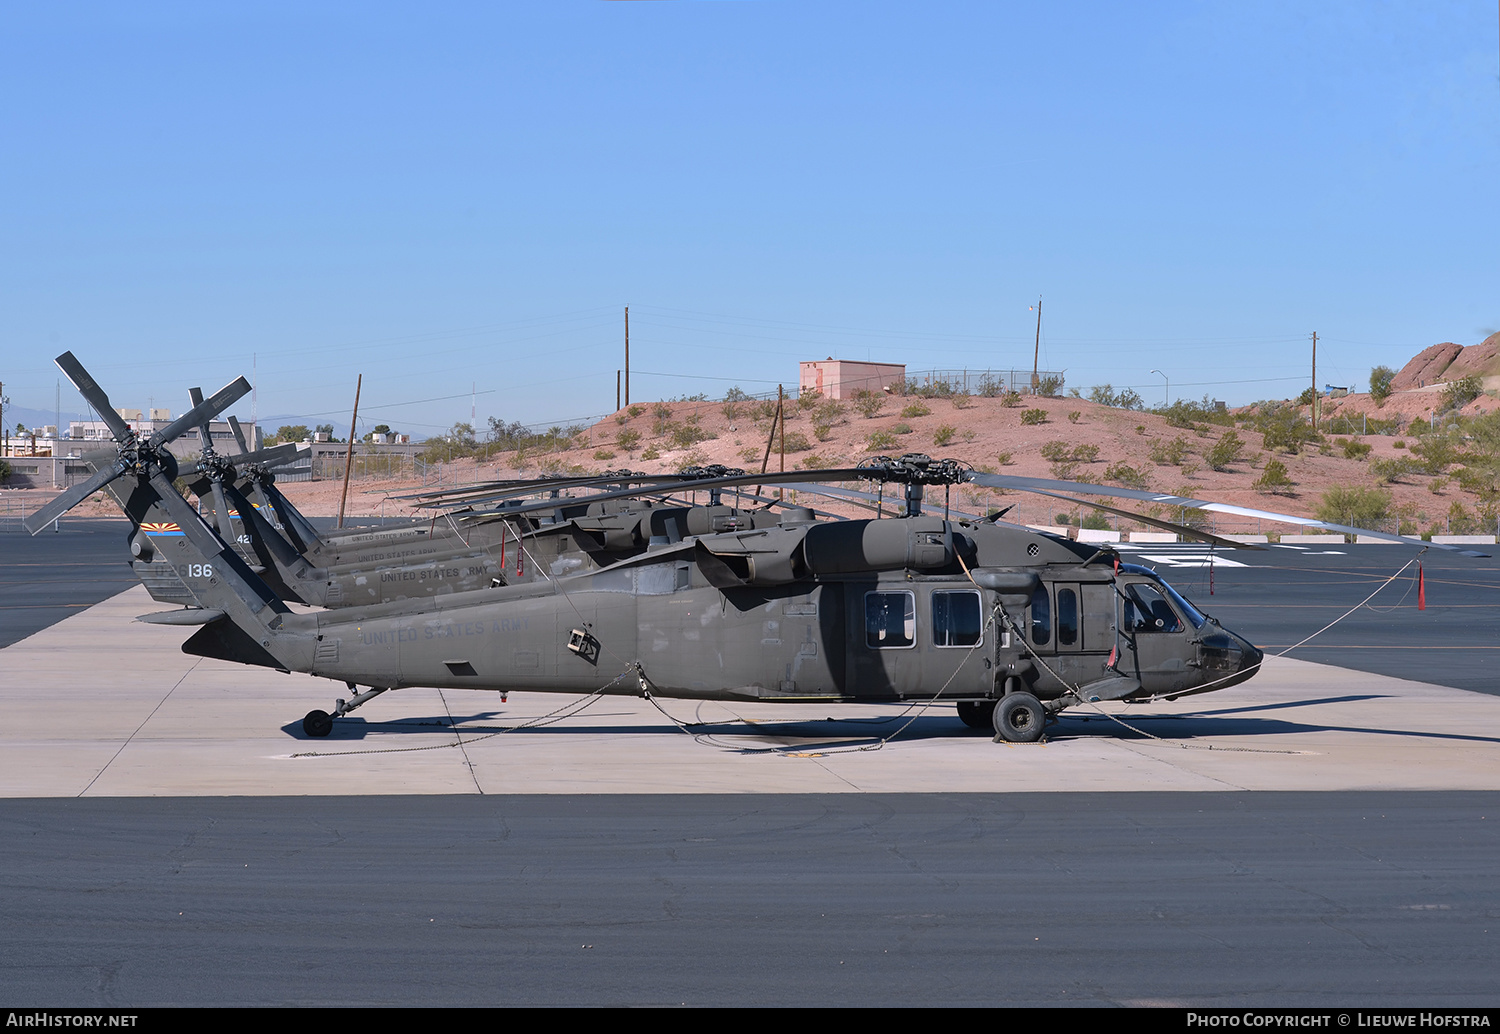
338, 374, 362, 529
624, 306, 630, 406
616, 370, 621, 412
1030, 297, 1042, 393
1311, 331, 1318, 432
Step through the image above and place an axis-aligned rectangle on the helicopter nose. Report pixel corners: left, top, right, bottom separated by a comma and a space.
1195, 627, 1263, 690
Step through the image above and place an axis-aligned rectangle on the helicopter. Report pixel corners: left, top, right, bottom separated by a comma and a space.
28, 352, 1468, 745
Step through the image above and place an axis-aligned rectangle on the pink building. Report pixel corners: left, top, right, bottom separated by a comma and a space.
798, 359, 906, 400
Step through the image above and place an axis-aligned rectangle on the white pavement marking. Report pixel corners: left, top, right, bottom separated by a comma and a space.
3, 585, 1499, 796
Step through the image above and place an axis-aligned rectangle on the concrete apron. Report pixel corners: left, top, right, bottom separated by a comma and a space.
4, 585, 1499, 797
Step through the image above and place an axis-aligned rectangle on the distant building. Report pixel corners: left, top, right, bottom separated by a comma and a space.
65, 407, 262, 458
799, 359, 906, 400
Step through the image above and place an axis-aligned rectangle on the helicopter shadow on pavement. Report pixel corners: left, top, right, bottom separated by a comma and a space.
1051, 693, 1500, 747
279, 707, 982, 744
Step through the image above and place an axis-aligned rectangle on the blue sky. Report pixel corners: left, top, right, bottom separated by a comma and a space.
1, 2, 1495, 439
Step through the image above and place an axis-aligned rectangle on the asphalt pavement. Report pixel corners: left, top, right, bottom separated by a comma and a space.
3, 792, 1497, 1007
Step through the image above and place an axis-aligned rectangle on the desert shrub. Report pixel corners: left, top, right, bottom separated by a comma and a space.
900, 402, 931, 419
1207, 430, 1245, 471
1446, 500, 1480, 535
1149, 436, 1188, 466
1020, 408, 1047, 425
640, 445, 660, 461
852, 390, 885, 419
866, 430, 898, 451
996, 451, 1013, 466
1087, 384, 1144, 410
813, 399, 846, 424
1339, 438, 1372, 460
801, 453, 835, 470
1000, 390, 1022, 408
722, 401, 741, 421
593, 449, 616, 461
1104, 462, 1149, 489
1440, 375, 1484, 412
1035, 374, 1064, 397
1253, 459, 1295, 494
1370, 456, 1417, 485
1316, 486, 1392, 528
627, 404, 645, 418
933, 425, 956, 447
1408, 435, 1460, 474
951, 393, 973, 410
615, 429, 641, 452
653, 402, 672, 420
1259, 410, 1319, 454
1369, 366, 1395, 405
672, 424, 717, 449
780, 431, 812, 452
1160, 395, 1234, 429
891, 423, 913, 435
1081, 510, 1112, 531
1067, 411, 1081, 424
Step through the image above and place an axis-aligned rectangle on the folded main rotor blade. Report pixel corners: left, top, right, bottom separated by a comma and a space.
54, 352, 133, 441
147, 376, 251, 451
967, 471, 1486, 556
22, 460, 129, 534
226, 415, 251, 454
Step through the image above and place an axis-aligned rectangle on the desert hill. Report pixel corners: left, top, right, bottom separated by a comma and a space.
23, 335, 1500, 539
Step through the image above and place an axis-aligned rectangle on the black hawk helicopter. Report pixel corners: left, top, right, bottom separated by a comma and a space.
28, 352, 1469, 744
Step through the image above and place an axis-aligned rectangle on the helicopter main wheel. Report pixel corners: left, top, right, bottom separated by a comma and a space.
302, 709, 334, 738
956, 700, 996, 730
993, 692, 1046, 744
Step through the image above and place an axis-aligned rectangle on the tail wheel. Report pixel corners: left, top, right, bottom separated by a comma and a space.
993, 692, 1046, 743
956, 700, 996, 730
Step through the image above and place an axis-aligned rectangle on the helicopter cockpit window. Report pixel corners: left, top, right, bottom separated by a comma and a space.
866, 591, 916, 649
932, 589, 982, 648
1123, 583, 1182, 633
1029, 586, 1051, 646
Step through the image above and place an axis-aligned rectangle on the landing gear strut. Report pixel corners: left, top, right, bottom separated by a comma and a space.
301, 683, 389, 737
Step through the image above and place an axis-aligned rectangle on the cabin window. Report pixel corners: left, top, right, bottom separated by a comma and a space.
865, 591, 916, 649
1057, 587, 1078, 646
1123, 583, 1182, 633
1029, 586, 1051, 646
932, 590, 982, 648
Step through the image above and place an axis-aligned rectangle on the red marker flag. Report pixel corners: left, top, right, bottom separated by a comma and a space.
1417, 563, 1426, 611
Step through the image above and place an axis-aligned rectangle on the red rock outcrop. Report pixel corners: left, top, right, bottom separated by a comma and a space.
1391, 342, 1463, 390
1443, 333, 1500, 381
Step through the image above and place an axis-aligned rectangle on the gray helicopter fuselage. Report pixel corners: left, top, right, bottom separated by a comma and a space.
180, 515, 1261, 706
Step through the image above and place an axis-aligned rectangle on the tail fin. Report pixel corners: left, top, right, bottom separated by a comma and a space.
136, 468, 313, 672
